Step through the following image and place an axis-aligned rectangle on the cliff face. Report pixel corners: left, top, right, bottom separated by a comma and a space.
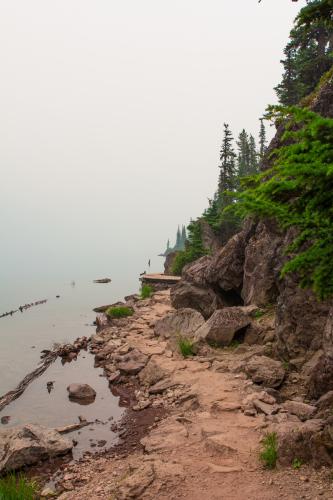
171, 72, 333, 398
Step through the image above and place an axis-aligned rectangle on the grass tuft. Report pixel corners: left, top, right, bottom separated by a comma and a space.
106, 306, 134, 319
0, 474, 38, 500
253, 310, 265, 319
140, 284, 153, 299
260, 432, 278, 469
292, 458, 303, 470
177, 337, 195, 358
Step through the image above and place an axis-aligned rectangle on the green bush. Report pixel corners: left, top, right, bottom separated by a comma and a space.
0, 474, 38, 500
140, 284, 153, 299
260, 432, 278, 469
177, 337, 195, 358
233, 106, 333, 300
106, 306, 134, 318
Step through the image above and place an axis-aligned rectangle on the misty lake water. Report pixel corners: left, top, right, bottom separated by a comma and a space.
0, 257, 163, 456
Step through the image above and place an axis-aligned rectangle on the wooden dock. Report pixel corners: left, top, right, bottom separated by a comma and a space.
140, 273, 181, 289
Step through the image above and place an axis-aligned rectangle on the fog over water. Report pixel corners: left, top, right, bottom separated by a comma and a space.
0, 0, 304, 392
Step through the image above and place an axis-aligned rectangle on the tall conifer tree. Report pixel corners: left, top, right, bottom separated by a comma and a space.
236, 129, 250, 178
259, 118, 267, 159
218, 123, 236, 208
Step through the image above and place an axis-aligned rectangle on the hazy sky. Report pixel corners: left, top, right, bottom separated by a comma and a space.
0, 0, 305, 280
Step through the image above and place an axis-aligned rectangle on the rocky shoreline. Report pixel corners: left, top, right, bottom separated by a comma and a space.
2, 287, 333, 498
2, 287, 330, 498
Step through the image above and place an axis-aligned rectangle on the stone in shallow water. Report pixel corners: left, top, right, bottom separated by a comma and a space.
0, 423, 72, 473
67, 383, 96, 402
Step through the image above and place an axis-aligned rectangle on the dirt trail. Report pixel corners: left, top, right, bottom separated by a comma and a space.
58, 291, 332, 500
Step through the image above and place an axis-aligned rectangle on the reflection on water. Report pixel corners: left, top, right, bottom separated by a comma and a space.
0, 352, 125, 459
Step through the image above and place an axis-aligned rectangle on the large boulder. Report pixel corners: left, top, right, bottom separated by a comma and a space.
194, 307, 251, 347
67, 383, 96, 402
182, 256, 212, 287
244, 355, 285, 388
205, 233, 246, 298
0, 424, 72, 473
154, 308, 205, 341
170, 283, 220, 319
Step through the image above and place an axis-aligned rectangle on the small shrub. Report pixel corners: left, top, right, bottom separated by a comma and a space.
260, 432, 278, 469
178, 337, 195, 358
254, 310, 265, 320
0, 474, 38, 500
140, 284, 153, 299
106, 306, 134, 318
292, 458, 303, 470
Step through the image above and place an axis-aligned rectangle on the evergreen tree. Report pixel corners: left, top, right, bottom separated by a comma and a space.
275, 3, 333, 105
259, 118, 267, 159
175, 226, 181, 250
248, 135, 259, 174
236, 129, 250, 178
218, 123, 237, 208
181, 225, 187, 248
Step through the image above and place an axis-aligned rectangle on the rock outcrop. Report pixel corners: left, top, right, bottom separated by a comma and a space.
0, 424, 72, 473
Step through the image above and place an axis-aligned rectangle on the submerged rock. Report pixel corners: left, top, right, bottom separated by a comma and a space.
67, 383, 96, 402
0, 424, 72, 473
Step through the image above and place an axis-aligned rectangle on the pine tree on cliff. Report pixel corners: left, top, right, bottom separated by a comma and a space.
218, 123, 237, 208
249, 134, 259, 174
275, 5, 333, 105
236, 129, 250, 178
259, 118, 267, 159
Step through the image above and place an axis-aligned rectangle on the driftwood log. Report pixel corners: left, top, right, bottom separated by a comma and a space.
0, 349, 59, 411
0, 337, 88, 412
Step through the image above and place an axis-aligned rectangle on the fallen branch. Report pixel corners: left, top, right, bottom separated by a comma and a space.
56, 420, 92, 434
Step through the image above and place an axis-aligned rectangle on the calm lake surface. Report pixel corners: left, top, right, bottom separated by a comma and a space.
0, 256, 163, 455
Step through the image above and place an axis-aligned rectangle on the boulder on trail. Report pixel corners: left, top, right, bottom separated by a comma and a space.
194, 307, 251, 347
67, 383, 96, 402
154, 308, 205, 341
244, 355, 285, 388
0, 424, 72, 473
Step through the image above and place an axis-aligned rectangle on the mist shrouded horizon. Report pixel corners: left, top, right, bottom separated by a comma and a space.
0, 0, 305, 287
